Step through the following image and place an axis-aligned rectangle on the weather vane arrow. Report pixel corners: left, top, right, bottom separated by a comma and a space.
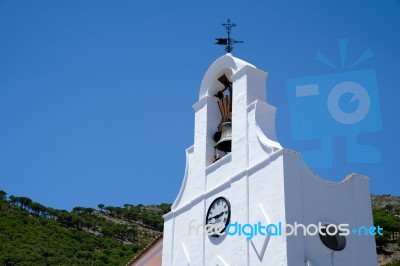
215, 19, 243, 53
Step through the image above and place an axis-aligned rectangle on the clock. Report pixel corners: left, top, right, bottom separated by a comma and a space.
205, 197, 231, 237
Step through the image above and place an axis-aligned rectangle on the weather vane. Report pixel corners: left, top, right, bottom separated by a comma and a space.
215, 19, 243, 53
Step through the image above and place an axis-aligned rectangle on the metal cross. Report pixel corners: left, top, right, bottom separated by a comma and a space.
215, 19, 243, 53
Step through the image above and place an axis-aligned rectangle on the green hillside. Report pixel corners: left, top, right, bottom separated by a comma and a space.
371, 194, 400, 266
1, 190, 399, 265
0, 190, 169, 266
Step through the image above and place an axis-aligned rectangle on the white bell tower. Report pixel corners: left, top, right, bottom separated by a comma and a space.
162, 54, 377, 266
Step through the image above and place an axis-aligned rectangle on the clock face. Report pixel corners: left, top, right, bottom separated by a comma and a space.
205, 197, 231, 237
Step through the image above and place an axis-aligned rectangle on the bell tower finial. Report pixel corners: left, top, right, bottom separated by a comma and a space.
215, 19, 243, 53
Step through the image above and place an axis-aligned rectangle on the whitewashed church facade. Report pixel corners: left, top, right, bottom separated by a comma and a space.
135, 54, 378, 266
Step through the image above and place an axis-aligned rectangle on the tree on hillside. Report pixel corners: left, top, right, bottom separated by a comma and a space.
85, 208, 95, 215
29, 202, 47, 217
18, 197, 32, 210
72, 207, 85, 215
9, 195, 17, 206
160, 203, 171, 214
98, 204, 105, 212
374, 209, 400, 232
104, 206, 116, 216
124, 204, 133, 210
0, 190, 6, 201
373, 209, 400, 250
45, 207, 58, 219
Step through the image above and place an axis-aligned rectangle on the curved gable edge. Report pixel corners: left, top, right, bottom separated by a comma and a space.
199, 53, 255, 99
170, 146, 194, 211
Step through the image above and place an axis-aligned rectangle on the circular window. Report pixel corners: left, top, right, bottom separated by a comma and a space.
319, 224, 346, 251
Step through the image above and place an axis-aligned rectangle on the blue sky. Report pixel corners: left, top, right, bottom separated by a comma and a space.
0, 1, 399, 210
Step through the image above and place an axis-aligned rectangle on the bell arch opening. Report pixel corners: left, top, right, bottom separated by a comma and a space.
205, 68, 234, 166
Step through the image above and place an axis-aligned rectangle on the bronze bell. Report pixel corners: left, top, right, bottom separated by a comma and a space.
216, 122, 232, 152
